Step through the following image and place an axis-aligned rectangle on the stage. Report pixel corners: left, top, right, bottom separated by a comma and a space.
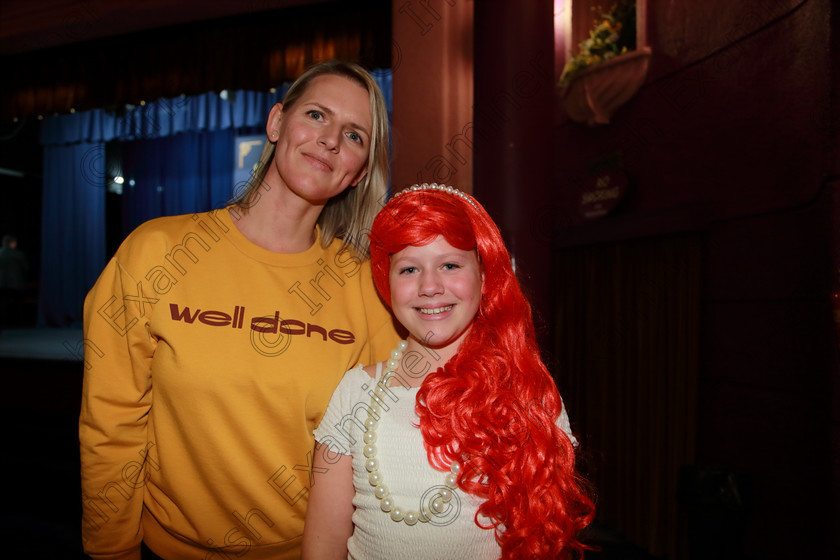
0, 328, 84, 362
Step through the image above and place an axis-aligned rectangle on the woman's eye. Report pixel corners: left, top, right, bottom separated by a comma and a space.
307, 110, 324, 121
400, 266, 417, 275
347, 131, 362, 143
443, 263, 460, 271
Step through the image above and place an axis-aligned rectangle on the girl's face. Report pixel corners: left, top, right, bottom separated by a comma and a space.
268, 74, 371, 205
389, 236, 483, 359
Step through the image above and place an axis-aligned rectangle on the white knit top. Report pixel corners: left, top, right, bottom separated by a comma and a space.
314, 364, 577, 560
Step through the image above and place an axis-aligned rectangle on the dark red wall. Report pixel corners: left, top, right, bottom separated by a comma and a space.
550, 0, 837, 557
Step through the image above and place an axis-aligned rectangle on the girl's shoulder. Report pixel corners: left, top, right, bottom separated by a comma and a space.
333, 363, 379, 398
361, 363, 379, 380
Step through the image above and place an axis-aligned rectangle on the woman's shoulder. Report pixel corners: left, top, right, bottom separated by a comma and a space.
115, 211, 221, 260
322, 236, 373, 268
125, 212, 207, 241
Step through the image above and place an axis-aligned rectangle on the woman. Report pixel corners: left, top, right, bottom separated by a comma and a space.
80, 61, 400, 560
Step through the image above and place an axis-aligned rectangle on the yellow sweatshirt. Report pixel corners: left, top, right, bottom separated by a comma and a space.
80, 208, 400, 560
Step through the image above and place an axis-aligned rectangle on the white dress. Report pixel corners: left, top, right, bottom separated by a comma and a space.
314, 364, 577, 560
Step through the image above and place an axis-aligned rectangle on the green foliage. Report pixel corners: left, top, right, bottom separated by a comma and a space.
559, 0, 637, 87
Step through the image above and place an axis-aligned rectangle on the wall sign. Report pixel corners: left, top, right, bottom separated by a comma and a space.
579, 168, 628, 220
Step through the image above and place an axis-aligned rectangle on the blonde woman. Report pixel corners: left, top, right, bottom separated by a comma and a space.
80, 61, 399, 560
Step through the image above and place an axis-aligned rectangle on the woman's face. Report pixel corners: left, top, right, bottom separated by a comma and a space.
269, 74, 371, 205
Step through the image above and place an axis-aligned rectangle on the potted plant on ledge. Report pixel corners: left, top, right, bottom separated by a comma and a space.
559, 0, 651, 125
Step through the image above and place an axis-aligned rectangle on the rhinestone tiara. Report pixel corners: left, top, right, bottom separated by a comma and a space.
390, 182, 479, 210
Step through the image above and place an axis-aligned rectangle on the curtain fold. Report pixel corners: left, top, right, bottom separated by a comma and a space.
552, 234, 701, 559
38, 142, 106, 327
119, 129, 239, 238
40, 88, 289, 146
1, 1, 393, 121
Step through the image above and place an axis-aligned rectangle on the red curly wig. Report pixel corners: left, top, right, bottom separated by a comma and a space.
369, 185, 595, 559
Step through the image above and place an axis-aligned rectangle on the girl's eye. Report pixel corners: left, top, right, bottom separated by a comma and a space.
443, 263, 460, 271
399, 266, 417, 275
307, 110, 324, 121
347, 131, 362, 144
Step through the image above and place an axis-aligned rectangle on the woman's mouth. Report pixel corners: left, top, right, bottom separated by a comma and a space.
303, 153, 332, 171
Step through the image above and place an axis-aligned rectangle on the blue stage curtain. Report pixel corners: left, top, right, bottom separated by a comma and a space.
39, 71, 392, 327
40, 88, 289, 145
118, 129, 244, 239
38, 142, 106, 327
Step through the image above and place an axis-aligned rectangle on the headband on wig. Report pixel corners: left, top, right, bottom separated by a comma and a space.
391, 183, 479, 210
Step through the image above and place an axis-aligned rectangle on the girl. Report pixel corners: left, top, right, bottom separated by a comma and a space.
303, 184, 595, 559
80, 61, 401, 560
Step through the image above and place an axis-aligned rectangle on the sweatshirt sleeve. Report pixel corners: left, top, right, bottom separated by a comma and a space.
313, 366, 366, 455
79, 249, 158, 560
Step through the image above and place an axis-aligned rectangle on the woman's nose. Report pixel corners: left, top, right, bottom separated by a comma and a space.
318, 126, 341, 151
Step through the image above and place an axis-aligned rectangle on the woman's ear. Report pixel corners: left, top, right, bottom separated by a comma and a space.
266, 103, 284, 139
350, 168, 368, 187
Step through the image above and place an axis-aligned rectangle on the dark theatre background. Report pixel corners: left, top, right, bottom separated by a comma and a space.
0, 1, 836, 559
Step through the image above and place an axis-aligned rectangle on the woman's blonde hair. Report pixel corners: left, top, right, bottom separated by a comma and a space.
233, 60, 390, 257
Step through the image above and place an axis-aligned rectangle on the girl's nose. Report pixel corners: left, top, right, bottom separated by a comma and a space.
418, 270, 444, 297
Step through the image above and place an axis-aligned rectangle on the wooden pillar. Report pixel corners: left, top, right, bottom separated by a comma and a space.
390, 0, 474, 193
473, 0, 555, 346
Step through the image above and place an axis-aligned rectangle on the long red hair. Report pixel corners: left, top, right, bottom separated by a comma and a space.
369, 186, 595, 558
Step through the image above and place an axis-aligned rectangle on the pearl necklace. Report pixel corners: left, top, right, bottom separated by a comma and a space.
363, 340, 460, 525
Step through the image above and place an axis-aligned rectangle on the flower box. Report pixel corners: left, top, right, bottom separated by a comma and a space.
560, 46, 652, 125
